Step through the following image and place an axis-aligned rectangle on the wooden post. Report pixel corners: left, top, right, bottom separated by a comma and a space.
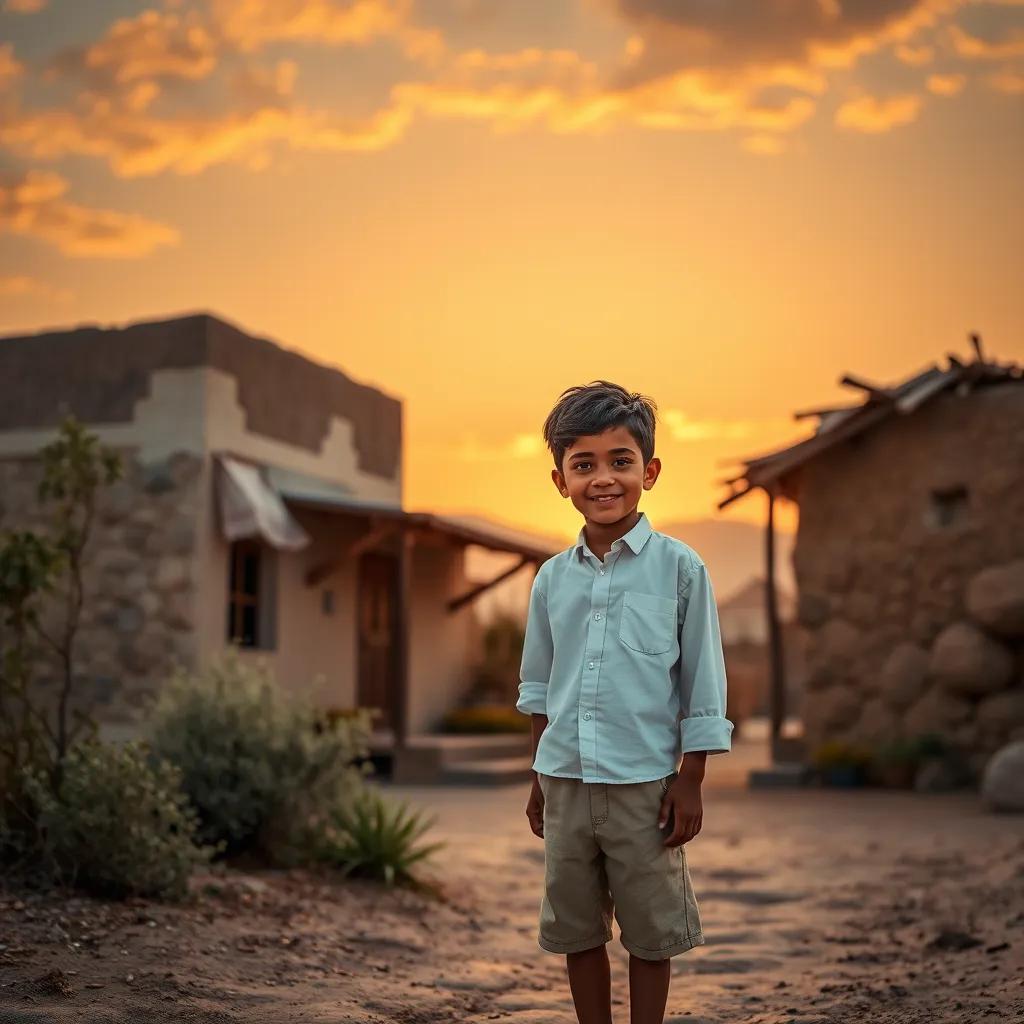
765, 485, 787, 761
393, 527, 413, 751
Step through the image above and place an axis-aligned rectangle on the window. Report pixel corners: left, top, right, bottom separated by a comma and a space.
227, 539, 276, 648
928, 484, 969, 528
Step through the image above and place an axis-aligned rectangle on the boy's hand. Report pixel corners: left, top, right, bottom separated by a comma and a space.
658, 772, 703, 847
526, 775, 544, 838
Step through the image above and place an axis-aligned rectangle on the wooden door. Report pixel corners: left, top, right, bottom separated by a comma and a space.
357, 551, 398, 730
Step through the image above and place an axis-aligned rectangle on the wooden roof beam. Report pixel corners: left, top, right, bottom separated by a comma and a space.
304, 518, 400, 587
447, 555, 534, 613
838, 374, 893, 401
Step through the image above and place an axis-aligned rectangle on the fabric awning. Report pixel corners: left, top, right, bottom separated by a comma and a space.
215, 453, 311, 551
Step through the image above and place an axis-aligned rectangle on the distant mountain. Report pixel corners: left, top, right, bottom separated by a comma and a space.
656, 517, 796, 605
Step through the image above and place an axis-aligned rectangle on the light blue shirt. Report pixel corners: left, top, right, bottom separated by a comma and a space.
516, 510, 733, 784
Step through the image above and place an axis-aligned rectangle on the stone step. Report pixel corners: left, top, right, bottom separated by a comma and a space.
436, 755, 535, 786
404, 733, 532, 765
747, 762, 813, 788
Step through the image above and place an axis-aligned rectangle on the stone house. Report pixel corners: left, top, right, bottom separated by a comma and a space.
718, 336, 1024, 777
0, 312, 560, 782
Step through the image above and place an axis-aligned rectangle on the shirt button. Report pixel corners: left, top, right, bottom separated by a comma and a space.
594, 612, 601, 620
583, 712, 592, 721
599, 569, 605, 575
588, 661, 595, 669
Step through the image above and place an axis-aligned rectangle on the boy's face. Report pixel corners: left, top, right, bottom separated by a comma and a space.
552, 424, 660, 525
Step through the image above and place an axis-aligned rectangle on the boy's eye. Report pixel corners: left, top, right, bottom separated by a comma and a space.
573, 458, 632, 471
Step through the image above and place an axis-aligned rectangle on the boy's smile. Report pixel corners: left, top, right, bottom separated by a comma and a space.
552, 424, 660, 554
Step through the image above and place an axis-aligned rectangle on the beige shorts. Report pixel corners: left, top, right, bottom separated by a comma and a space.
537, 771, 704, 961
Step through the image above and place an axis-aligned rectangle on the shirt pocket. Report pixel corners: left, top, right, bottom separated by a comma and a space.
617, 590, 678, 656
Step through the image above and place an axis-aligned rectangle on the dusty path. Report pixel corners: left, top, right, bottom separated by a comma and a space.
2, 748, 1024, 1023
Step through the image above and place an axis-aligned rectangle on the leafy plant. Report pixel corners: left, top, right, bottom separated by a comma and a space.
440, 704, 531, 734
149, 649, 374, 860
1, 415, 122, 857
811, 739, 873, 770
23, 739, 215, 900
873, 732, 946, 765
463, 612, 527, 706
316, 788, 446, 889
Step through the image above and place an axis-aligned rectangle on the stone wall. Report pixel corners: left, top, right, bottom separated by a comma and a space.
793, 382, 1024, 777
0, 448, 203, 734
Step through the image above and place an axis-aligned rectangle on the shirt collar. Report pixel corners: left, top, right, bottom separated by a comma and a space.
574, 510, 653, 560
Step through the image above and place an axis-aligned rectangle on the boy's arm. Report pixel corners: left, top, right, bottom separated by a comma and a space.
677, 556, 734, 777
516, 571, 553, 718
517, 572, 553, 785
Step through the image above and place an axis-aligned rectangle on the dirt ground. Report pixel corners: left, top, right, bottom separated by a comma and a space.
2, 738, 1024, 1024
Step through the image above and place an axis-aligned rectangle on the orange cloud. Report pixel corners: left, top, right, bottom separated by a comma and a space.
0, 170, 180, 256
661, 410, 791, 443
395, 50, 821, 137
834, 91, 923, 131
927, 71, 967, 94
895, 42, 935, 65
209, 0, 445, 64
986, 66, 1024, 92
0, 42, 22, 86
0, 272, 71, 300
0, 99, 412, 176
49, 9, 218, 97
948, 23, 1024, 60
2, 0, 46, 12
609, 0, 964, 81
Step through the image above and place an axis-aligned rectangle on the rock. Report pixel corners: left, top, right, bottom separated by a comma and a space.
803, 665, 838, 693
927, 930, 983, 951
929, 621, 1014, 697
164, 592, 194, 631
848, 697, 900, 745
879, 643, 930, 711
966, 560, 1024, 640
902, 688, 971, 737
93, 550, 138, 576
975, 687, 1024, 737
808, 685, 861, 731
980, 741, 1024, 812
155, 556, 191, 593
97, 481, 135, 524
845, 590, 878, 629
815, 619, 862, 670
115, 605, 144, 634
913, 758, 965, 793
798, 592, 830, 629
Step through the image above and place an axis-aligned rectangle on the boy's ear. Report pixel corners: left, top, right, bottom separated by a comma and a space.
643, 457, 661, 489
551, 467, 569, 497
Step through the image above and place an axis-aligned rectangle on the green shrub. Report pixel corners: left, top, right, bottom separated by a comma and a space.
315, 787, 446, 888
23, 739, 213, 900
149, 650, 374, 861
811, 739, 873, 770
440, 704, 531, 734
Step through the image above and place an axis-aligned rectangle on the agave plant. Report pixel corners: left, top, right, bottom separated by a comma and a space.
322, 789, 446, 888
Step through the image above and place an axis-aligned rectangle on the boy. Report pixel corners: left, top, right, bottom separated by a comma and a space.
516, 380, 733, 1024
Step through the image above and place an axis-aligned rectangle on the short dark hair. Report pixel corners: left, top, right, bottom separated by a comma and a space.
542, 380, 658, 472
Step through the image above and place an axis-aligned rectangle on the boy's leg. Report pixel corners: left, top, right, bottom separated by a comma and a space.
599, 775, 706, 1023
565, 945, 613, 1024
627, 953, 670, 1024
537, 775, 615, 1022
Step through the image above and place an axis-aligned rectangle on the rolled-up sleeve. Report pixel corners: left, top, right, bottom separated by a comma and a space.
516, 571, 553, 716
677, 558, 734, 754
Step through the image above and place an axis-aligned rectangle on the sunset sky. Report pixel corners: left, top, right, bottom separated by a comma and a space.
1, 0, 1021, 543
